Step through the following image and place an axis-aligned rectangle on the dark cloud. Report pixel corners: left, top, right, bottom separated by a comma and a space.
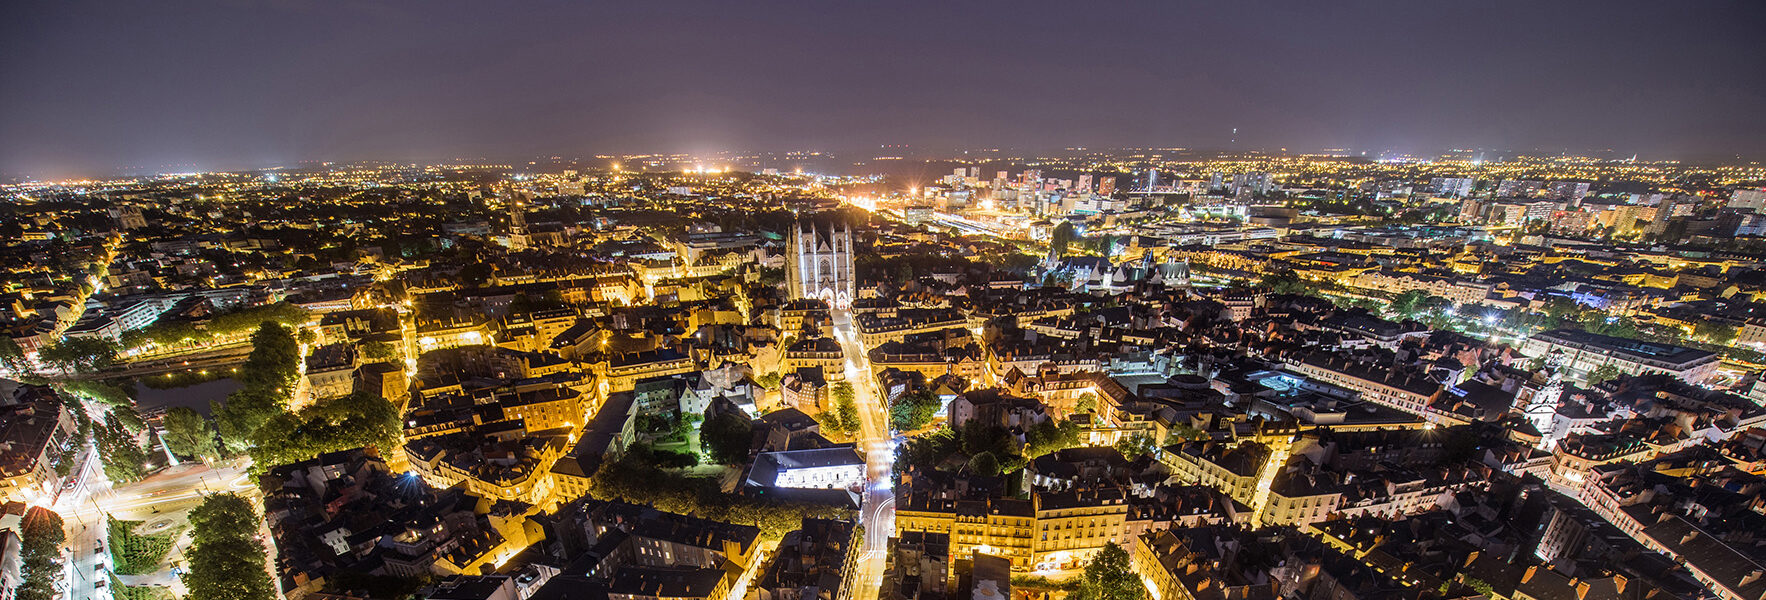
3, 0, 1763, 177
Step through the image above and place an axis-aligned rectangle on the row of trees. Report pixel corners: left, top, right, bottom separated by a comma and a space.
589, 443, 850, 540
184, 494, 278, 600
1495, 296, 1747, 358
119, 302, 308, 352
52, 382, 160, 484
818, 382, 861, 434
1257, 269, 1335, 297
212, 323, 301, 455
901, 418, 1084, 478
107, 516, 181, 575
38, 336, 122, 374
1257, 270, 1757, 362
0, 337, 31, 375
130, 321, 400, 471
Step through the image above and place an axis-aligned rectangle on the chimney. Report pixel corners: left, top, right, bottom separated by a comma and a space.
1681, 530, 1699, 546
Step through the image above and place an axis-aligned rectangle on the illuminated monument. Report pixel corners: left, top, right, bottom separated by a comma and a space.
501, 185, 530, 250
786, 221, 855, 309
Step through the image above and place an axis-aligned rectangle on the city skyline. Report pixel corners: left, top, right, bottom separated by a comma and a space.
8, 3, 1766, 600
4, 1, 1766, 178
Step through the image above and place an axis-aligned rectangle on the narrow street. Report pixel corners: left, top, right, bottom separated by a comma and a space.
830, 309, 894, 600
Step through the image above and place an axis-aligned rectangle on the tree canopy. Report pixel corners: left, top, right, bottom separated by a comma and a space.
162, 406, 220, 462
889, 388, 941, 432
826, 382, 860, 434
16, 507, 65, 600
1257, 269, 1323, 296
1024, 419, 1083, 458
0, 337, 30, 375
247, 391, 401, 469
95, 412, 150, 483
1072, 543, 1145, 600
1694, 321, 1739, 346
185, 494, 278, 600
1050, 222, 1077, 257
213, 322, 301, 454
1113, 432, 1159, 459
1586, 364, 1623, 386
39, 336, 121, 373
701, 412, 754, 465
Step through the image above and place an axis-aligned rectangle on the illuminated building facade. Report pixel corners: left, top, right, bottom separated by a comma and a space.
786, 221, 855, 310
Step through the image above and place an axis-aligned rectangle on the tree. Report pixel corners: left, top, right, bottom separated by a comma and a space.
1075, 392, 1099, 414
38, 336, 121, 373
1418, 295, 1454, 315
1586, 364, 1622, 386
1072, 543, 1144, 600
95, 412, 149, 484
701, 412, 754, 465
1257, 269, 1315, 296
17, 507, 65, 600
1542, 297, 1581, 323
247, 392, 401, 470
359, 340, 399, 362
889, 389, 941, 432
670, 413, 701, 443
458, 263, 494, 288
1024, 419, 1082, 458
237, 322, 300, 394
61, 380, 132, 407
632, 443, 700, 469
204, 303, 308, 339
960, 420, 1017, 459
1114, 432, 1158, 458
0, 336, 31, 375
831, 382, 860, 434
1050, 222, 1077, 257
1389, 290, 1428, 317
635, 413, 674, 436
1694, 321, 1739, 346
110, 403, 147, 433
214, 322, 303, 453
185, 494, 277, 600
213, 387, 284, 455
1167, 423, 1208, 443
161, 407, 220, 462
122, 320, 207, 351
966, 450, 1000, 476
754, 372, 782, 391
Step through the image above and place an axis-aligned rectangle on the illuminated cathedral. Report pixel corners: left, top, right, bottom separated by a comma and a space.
786, 221, 855, 309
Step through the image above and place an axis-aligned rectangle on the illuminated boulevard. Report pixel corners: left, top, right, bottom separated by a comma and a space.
832, 308, 894, 600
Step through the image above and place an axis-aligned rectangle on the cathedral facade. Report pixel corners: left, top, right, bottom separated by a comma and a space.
786, 221, 856, 309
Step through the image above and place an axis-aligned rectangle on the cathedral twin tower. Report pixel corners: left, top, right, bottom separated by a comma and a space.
786, 221, 856, 310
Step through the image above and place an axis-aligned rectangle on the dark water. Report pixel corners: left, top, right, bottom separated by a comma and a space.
132, 377, 241, 417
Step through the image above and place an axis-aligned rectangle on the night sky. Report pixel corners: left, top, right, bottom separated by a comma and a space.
3, 1, 1764, 178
